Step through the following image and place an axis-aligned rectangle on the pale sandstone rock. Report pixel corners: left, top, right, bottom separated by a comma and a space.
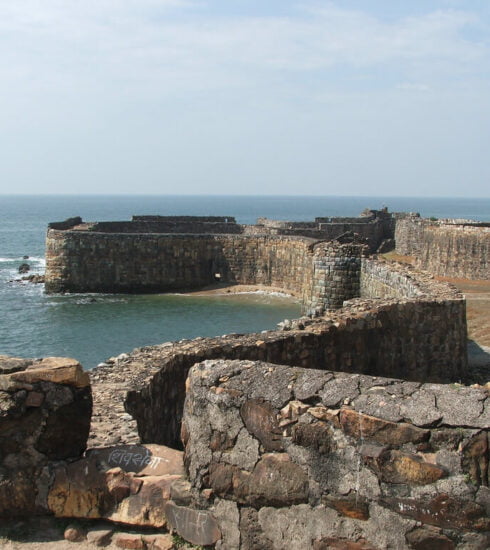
114, 532, 145, 549
142, 534, 175, 550
86, 527, 114, 547
164, 500, 221, 547
64, 523, 86, 542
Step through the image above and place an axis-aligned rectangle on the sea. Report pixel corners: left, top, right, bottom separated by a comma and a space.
1, 195, 489, 370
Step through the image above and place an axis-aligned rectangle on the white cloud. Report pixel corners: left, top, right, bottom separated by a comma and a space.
0, 1, 487, 96
396, 83, 431, 92
0, 1, 488, 196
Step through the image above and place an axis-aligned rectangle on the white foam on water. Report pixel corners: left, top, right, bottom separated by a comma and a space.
30, 257, 46, 266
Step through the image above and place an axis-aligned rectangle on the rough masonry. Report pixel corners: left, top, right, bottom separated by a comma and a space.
1, 209, 484, 548
182, 358, 489, 550
395, 214, 490, 279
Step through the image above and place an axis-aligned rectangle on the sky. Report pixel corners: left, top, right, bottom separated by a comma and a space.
0, 0, 489, 197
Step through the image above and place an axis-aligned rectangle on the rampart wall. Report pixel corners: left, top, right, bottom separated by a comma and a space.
122, 259, 466, 449
46, 231, 311, 294
2, 354, 487, 549
182, 358, 489, 550
395, 217, 490, 279
84, 220, 244, 234
45, 228, 369, 314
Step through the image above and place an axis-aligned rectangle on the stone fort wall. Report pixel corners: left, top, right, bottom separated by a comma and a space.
45, 228, 371, 315
1, 353, 487, 549
2, 212, 483, 548
181, 358, 489, 550
123, 259, 466, 449
250, 212, 394, 251
395, 216, 490, 279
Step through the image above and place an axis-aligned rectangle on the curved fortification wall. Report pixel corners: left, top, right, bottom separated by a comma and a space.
121, 258, 466, 449
395, 216, 490, 279
46, 230, 316, 294
3, 212, 483, 549
45, 226, 367, 315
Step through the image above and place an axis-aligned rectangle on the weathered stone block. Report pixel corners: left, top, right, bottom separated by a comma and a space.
87, 444, 185, 478
366, 449, 447, 485
383, 493, 489, 530
240, 399, 283, 451
164, 500, 221, 547
462, 431, 489, 487
247, 453, 309, 507
339, 408, 429, 446
86, 527, 114, 547
113, 533, 145, 549
323, 494, 370, 520
292, 421, 331, 454
47, 444, 185, 528
0, 355, 92, 517
405, 527, 455, 550
313, 537, 379, 550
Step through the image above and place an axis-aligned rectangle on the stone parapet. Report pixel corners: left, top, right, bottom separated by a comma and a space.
360, 256, 463, 300
122, 262, 466, 448
0, 355, 92, 517
182, 359, 490, 550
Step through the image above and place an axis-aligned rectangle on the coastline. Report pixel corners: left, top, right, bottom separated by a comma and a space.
179, 282, 297, 298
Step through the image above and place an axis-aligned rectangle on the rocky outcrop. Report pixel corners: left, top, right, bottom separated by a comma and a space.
0, 355, 92, 517
182, 359, 490, 549
0, 354, 202, 535
47, 443, 187, 528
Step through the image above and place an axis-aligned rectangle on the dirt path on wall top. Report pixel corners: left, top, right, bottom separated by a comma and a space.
382, 253, 490, 383
438, 277, 490, 348
434, 276, 490, 385
382, 253, 490, 347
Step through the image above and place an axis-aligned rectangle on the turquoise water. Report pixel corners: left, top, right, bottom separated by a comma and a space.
1, 195, 489, 369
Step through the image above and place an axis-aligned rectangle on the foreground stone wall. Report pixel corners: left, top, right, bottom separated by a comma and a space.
0, 356, 197, 537
182, 359, 490, 550
0, 356, 92, 516
395, 217, 490, 280
124, 263, 466, 448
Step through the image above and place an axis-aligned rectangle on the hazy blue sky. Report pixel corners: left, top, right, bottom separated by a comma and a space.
1, 1, 489, 196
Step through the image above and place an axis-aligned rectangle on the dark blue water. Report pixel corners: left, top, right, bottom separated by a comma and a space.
1, 195, 489, 369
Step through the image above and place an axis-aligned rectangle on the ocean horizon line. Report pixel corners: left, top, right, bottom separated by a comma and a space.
2, 192, 490, 200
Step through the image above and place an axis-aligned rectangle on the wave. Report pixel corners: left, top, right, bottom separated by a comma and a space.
0, 256, 45, 264
30, 256, 46, 266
